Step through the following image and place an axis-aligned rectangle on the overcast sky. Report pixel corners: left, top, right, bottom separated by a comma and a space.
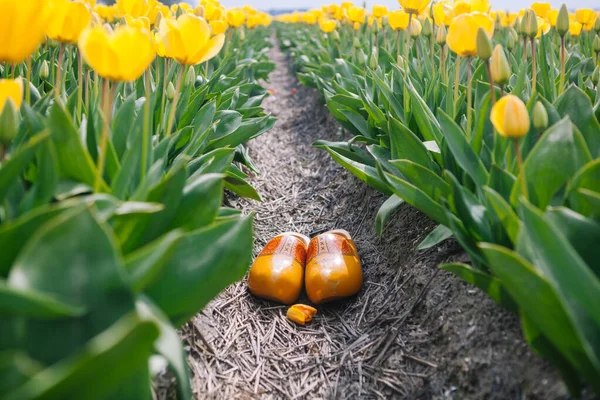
211, 0, 598, 10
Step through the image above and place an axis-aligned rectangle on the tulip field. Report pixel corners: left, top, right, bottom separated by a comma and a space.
0, 0, 599, 398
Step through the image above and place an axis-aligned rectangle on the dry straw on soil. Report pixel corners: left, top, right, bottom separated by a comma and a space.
159, 43, 571, 400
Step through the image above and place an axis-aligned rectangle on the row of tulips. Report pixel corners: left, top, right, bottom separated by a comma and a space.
0, 0, 275, 398
277, 0, 600, 394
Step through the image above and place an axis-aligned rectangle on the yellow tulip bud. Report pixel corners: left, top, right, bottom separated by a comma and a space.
409, 19, 422, 38
522, 9, 538, 38
491, 45, 511, 85
476, 27, 492, 60
47, 0, 92, 44
533, 101, 548, 131
490, 94, 530, 139
436, 24, 447, 45
556, 4, 569, 37
39, 60, 50, 81
0, 0, 51, 64
210, 19, 228, 35
286, 304, 317, 326
166, 81, 176, 100
447, 12, 494, 57
226, 9, 246, 28
388, 10, 410, 31
319, 18, 337, 33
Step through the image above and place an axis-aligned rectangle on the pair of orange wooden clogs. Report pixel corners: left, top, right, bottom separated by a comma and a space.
248, 229, 363, 305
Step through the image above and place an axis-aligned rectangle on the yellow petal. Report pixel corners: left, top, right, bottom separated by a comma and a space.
0, 78, 24, 112
193, 33, 225, 65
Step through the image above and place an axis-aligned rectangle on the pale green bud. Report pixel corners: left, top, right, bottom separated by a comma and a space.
39, 60, 50, 80
533, 101, 548, 131
477, 28, 492, 60
556, 4, 569, 37
166, 81, 176, 100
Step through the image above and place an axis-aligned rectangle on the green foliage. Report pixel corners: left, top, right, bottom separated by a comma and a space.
0, 28, 276, 398
278, 21, 600, 395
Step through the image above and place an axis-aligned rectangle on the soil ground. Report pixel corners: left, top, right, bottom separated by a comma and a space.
178, 43, 574, 399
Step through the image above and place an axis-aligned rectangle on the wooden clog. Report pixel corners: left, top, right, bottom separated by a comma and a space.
305, 229, 363, 304
248, 232, 310, 304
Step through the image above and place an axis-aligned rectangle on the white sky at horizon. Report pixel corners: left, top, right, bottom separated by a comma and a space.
190, 0, 599, 11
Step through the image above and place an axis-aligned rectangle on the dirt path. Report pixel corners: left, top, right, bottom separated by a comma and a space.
181, 42, 569, 399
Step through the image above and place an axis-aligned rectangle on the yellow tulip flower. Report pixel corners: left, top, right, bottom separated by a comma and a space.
531, 2, 551, 19
95, 4, 118, 22
348, 6, 366, 23
372, 5, 388, 18
536, 17, 551, 37
0, 79, 23, 113
209, 19, 228, 35
410, 18, 422, 37
398, 0, 431, 15
547, 9, 559, 26
227, 9, 246, 28
124, 15, 151, 30
498, 11, 518, 27
117, 0, 149, 18
319, 18, 337, 33
575, 9, 596, 31
451, 1, 472, 19
203, 2, 223, 21
158, 14, 224, 65
0, 0, 51, 64
433, 1, 453, 26
47, 0, 92, 45
447, 12, 494, 57
469, 0, 491, 14
78, 24, 156, 82
388, 10, 410, 30
490, 95, 530, 139
570, 20, 583, 36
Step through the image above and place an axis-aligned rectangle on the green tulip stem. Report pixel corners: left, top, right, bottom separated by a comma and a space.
406, 12, 413, 70
514, 139, 528, 200
165, 64, 184, 138
396, 30, 401, 62
141, 69, 151, 182
559, 36, 566, 95
531, 38, 537, 94
440, 45, 446, 84
77, 51, 83, 123
94, 79, 111, 193
55, 44, 65, 103
466, 57, 472, 139
430, 37, 434, 76
523, 37, 528, 62
454, 55, 461, 116
485, 60, 496, 105
25, 57, 31, 105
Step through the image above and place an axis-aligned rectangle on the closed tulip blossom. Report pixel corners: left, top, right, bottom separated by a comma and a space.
447, 12, 494, 57
226, 9, 246, 28
490, 95, 530, 139
319, 18, 337, 33
0, 0, 51, 64
0, 79, 23, 114
79, 25, 156, 82
47, 0, 92, 44
388, 10, 410, 30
